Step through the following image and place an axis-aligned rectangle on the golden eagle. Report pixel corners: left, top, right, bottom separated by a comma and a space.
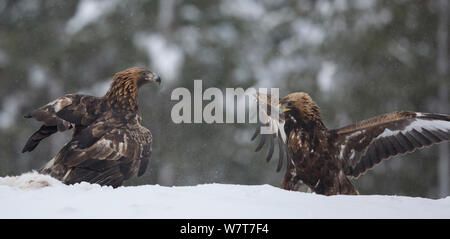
252, 92, 450, 195
22, 67, 161, 187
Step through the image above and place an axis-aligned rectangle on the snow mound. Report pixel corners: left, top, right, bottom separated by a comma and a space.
0, 172, 449, 219
0, 171, 63, 189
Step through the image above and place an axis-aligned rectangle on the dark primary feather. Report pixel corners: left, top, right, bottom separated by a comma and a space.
251, 93, 289, 171
332, 111, 450, 178
266, 135, 275, 162
254, 132, 266, 152
23, 67, 159, 187
251, 124, 260, 141
22, 125, 58, 153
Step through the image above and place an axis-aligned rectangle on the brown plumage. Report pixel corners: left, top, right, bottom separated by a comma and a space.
22, 67, 161, 187
252, 92, 450, 195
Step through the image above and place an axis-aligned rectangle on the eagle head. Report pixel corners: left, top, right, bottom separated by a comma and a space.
105, 67, 161, 111
113, 67, 161, 87
280, 92, 323, 125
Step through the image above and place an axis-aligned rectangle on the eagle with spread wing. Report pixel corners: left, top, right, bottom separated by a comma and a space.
22, 67, 161, 187
252, 92, 450, 195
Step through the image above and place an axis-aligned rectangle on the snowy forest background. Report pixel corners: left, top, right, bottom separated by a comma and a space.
0, 0, 448, 198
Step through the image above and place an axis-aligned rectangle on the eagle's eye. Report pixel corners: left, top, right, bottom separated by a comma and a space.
287, 102, 293, 107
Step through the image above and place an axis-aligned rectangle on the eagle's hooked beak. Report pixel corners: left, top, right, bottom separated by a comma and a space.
146, 72, 162, 85
279, 103, 291, 112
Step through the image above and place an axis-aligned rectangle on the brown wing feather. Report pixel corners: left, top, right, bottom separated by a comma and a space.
331, 111, 450, 178
54, 94, 103, 126
43, 116, 152, 187
26, 94, 100, 128
22, 94, 102, 152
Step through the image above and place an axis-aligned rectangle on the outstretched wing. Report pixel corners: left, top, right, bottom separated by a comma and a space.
22, 94, 101, 152
45, 118, 152, 187
331, 111, 450, 178
250, 93, 290, 172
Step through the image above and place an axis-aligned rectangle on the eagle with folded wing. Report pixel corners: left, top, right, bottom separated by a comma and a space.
22, 67, 161, 187
252, 92, 450, 195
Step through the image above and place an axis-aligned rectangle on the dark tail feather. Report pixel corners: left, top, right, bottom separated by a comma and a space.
22, 125, 57, 153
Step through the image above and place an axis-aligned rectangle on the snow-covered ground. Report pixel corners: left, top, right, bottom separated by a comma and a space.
0, 172, 449, 219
